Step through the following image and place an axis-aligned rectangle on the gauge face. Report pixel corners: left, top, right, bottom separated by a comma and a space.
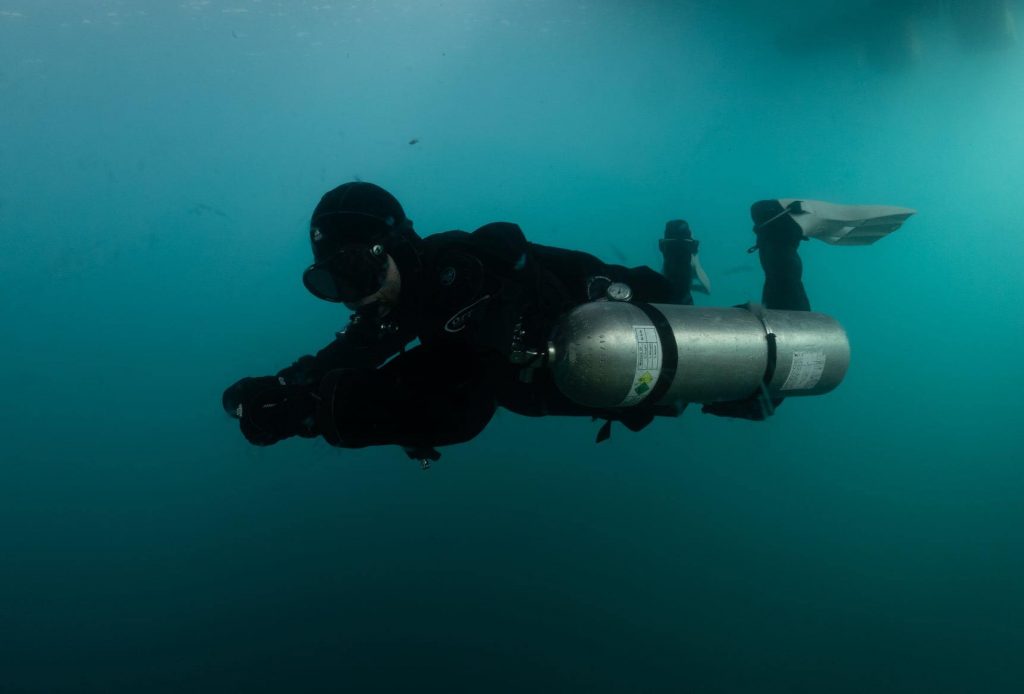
607, 282, 633, 302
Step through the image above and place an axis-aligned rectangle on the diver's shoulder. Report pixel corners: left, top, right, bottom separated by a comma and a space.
423, 222, 527, 246
423, 229, 472, 249
422, 223, 528, 268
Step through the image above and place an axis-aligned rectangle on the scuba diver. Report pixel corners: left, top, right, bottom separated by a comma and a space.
222, 182, 913, 466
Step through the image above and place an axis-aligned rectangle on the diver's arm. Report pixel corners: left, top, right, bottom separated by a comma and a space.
223, 323, 410, 446
275, 322, 408, 385
468, 222, 632, 299
527, 243, 607, 300
528, 243, 672, 304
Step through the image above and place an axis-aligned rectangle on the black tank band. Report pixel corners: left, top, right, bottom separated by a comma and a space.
741, 302, 778, 387
741, 302, 781, 418
633, 302, 679, 406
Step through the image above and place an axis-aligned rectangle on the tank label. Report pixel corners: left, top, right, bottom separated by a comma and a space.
781, 350, 826, 391
620, 325, 662, 407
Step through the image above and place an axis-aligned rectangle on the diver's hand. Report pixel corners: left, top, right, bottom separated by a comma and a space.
222, 376, 319, 446
222, 376, 276, 419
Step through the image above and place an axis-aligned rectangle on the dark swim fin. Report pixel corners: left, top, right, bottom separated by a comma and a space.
661, 220, 711, 298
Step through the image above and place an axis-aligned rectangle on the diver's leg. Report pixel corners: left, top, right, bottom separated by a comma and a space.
751, 200, 810, 312
659, 220, 697, 305
702, 202, 809, 422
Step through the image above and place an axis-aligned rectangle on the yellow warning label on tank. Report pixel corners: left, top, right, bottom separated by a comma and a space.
619, 326, 662, 407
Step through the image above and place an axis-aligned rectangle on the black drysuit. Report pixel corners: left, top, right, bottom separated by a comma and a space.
279, 222, 678, 456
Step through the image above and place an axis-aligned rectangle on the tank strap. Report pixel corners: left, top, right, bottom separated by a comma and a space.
741, 302, 779, 419
593, 300, 688, 446
632, 302, 679, 406
593, 302, 682, 444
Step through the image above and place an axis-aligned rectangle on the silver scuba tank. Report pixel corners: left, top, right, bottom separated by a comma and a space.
547, 300, 850, 409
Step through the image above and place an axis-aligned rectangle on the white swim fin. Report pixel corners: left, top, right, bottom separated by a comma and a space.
691, 253, 711, 294
776, 198, 916, 246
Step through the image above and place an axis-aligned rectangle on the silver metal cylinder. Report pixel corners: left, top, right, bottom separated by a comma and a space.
547, 302, 850, 409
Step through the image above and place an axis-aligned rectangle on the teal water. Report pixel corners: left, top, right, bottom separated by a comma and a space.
2, 2, 1023, 692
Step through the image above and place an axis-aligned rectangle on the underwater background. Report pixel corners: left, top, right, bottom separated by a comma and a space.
2, 1, 1023, 691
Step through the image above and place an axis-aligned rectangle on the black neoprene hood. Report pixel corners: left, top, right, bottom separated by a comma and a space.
309, 182, 409, 262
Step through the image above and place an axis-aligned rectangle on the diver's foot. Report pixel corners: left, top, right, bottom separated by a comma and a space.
750, 200, 805, 250
659, 219, 699, 261
660, 219, 710, 296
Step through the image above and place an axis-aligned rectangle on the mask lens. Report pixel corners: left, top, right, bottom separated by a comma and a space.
302, 244, 386, 302
303, 265, 347, 302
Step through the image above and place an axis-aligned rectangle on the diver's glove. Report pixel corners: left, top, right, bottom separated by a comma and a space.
222, 376, 319, 446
